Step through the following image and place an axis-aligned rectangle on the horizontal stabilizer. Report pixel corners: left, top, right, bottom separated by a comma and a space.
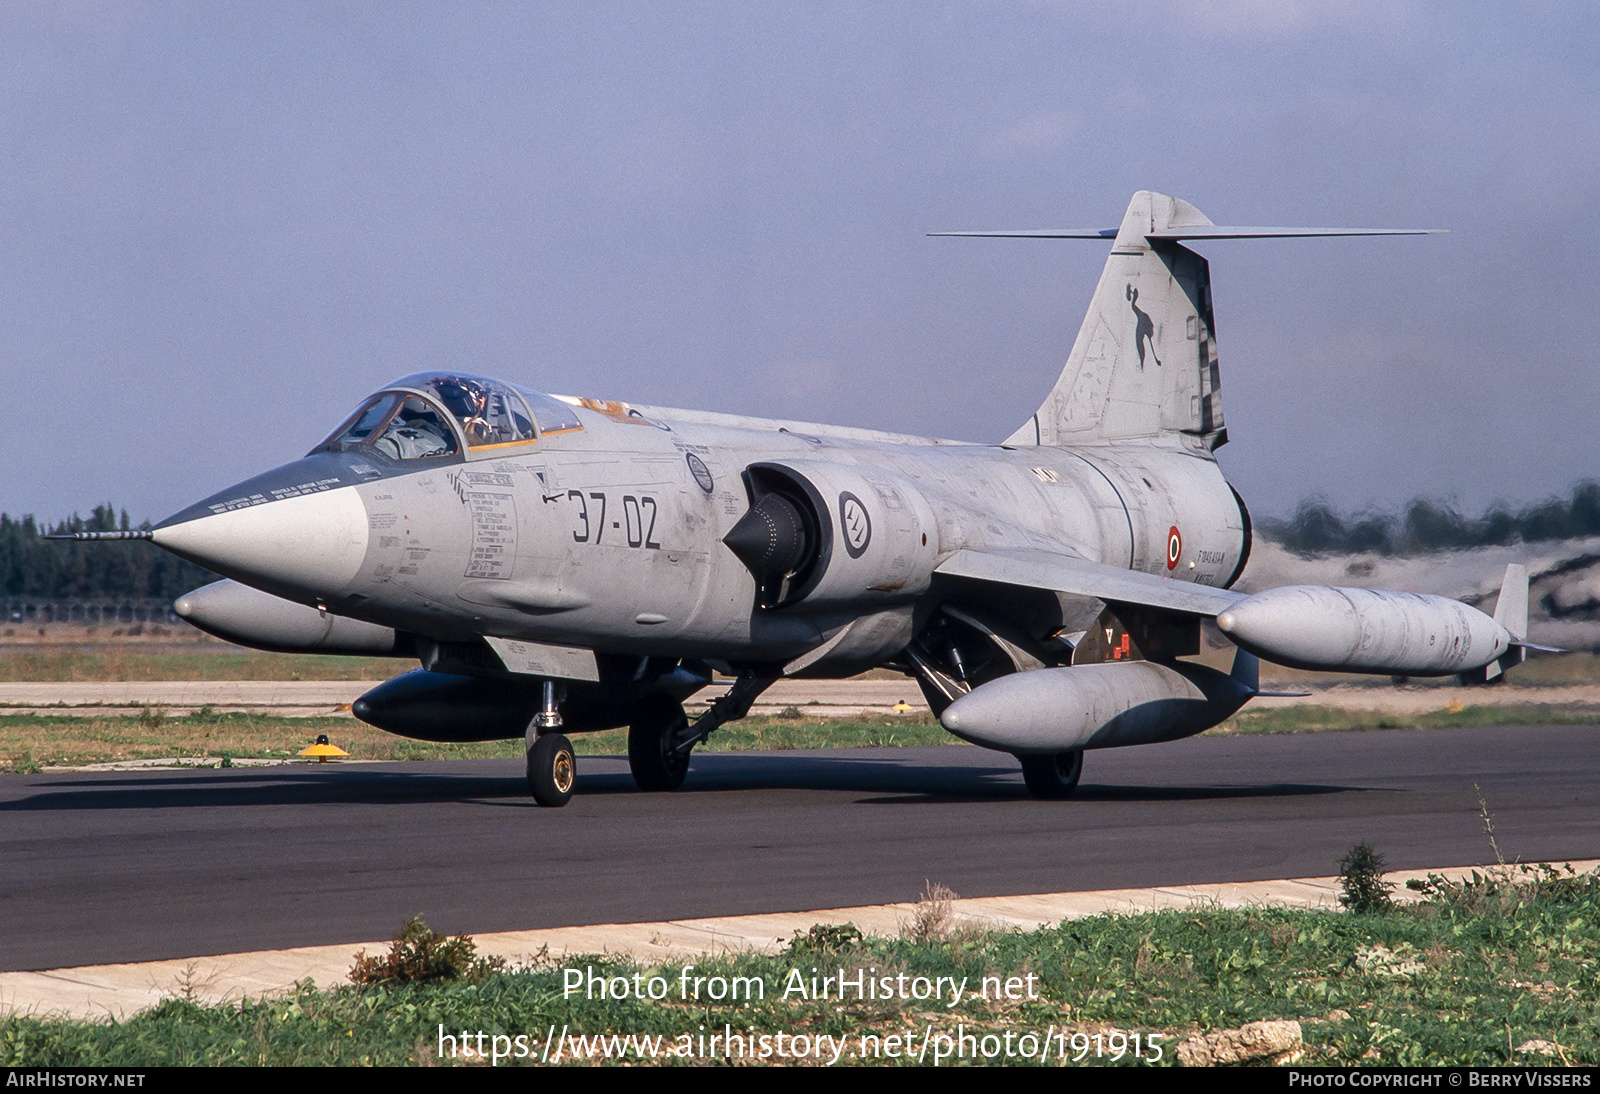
936, 547, 1244, 617
930, 229, 1118, 239
1152, 226, 1445, 240
931, 227, 1443, 240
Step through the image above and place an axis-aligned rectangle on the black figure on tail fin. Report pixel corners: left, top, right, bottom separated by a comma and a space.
1127, 284, 1161, 369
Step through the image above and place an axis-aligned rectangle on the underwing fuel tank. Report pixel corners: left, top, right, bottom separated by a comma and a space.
1215, 586, 1512, 676
354, 664, 715, 742
174, 579, 405, 656
938, 661, 1254, 754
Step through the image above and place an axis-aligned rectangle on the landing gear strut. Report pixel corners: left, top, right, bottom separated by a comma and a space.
1019, 750, 1083, 800
526, 680, 575, 807
626, 672, 777, 793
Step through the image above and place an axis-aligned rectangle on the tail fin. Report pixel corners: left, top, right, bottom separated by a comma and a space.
1009, 191, 1226, 449
983, 191, 1443, 448
1470, 563, 1540, 684
1492, 563, 1529, 642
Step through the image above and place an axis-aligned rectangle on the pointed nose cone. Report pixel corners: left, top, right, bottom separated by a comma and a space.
153, 482, 369, 600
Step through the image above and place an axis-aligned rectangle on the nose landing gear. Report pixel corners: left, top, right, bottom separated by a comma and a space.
527, 680, 575, 807
527, 732, 576, 807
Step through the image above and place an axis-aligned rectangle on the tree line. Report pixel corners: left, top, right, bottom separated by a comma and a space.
8, 485, 1600, 598
0, 506, 217, 601
1259, 482, 1600, 558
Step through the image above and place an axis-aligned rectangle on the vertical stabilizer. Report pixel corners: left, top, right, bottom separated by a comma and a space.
1492, 563, 1529, 642
1467, 563, 1532, 684
1009, 191, 1225, 448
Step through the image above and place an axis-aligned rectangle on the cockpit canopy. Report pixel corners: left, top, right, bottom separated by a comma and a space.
314, 372, 582, 461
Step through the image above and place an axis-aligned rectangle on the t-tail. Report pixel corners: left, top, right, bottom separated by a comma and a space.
934, 190, 1442, 449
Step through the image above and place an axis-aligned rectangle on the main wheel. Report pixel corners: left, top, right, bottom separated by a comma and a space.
1019, 750, 1083, 800
628, 695, 691, 791
527, 732, 577, 807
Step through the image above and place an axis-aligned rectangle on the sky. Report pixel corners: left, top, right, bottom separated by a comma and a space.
2, 1, 1597, 524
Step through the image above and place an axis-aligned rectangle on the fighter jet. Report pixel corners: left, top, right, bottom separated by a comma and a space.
56, 191, 1543, 806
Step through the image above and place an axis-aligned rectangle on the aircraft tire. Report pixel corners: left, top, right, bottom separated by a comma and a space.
527, 732, 577, 807
628, 696, 691, 792
1019, 750, 1083, 800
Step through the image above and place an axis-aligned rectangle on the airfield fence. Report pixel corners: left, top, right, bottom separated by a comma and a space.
3, 598, 183, 627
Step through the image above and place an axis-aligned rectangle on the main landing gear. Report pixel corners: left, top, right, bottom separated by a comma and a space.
628, 694, 691, 791
627, 673, 777, 793
1019, 750, 1083, 800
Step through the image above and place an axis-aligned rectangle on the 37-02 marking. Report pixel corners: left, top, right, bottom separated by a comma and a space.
566, 491, 662, 549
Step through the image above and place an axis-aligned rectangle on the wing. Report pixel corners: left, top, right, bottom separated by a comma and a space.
934, 547, 1244, 617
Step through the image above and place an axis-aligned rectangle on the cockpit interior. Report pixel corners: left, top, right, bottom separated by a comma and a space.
315, 372, 583, 461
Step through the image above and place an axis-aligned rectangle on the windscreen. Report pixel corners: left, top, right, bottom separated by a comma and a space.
316, 392, 459, 461
393, 373, 538, 449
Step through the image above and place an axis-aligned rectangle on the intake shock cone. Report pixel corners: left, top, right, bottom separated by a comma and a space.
723, 492, 812, 579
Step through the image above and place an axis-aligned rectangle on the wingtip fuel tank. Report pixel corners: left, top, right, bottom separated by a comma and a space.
1216, 585, 1514, 676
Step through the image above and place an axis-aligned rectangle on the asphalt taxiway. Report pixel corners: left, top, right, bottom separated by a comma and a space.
2, 724, 1598, 974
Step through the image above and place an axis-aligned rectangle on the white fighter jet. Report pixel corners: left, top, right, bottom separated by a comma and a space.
59, 192, 1541, 806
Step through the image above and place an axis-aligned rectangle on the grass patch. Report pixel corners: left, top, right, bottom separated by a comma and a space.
0, 711, 955, 771
0, 647, 415, 683
577, 711, 953, 756
0, 712, 524, 770
1215, 703, 1600, 735
6, 868, 1599, 1066
10, 704, 1600, 773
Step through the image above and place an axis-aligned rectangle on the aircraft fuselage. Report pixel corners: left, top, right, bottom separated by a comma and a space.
152, 397, 1249, 675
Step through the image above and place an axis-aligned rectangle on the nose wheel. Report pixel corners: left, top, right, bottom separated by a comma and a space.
527, 732, 577, 807
1019, 750, 1083, 800
628, 696, 691, 791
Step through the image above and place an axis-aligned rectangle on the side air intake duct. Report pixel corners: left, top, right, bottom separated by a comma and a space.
723, 465, 829, 609
723, 460, 938, 612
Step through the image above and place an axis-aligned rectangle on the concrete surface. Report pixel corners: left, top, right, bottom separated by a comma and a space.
8, 861, 1591, 1023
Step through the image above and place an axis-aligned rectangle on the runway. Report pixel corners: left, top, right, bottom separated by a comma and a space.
2, 723, 1598, 973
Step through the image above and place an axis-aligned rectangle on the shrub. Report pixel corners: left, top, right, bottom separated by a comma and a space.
1337, 843, 1394, 914
1406, 862, 1600, 916
785, 923, 864, 957
348, 917, 505, 986
903, 881, 959, 942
